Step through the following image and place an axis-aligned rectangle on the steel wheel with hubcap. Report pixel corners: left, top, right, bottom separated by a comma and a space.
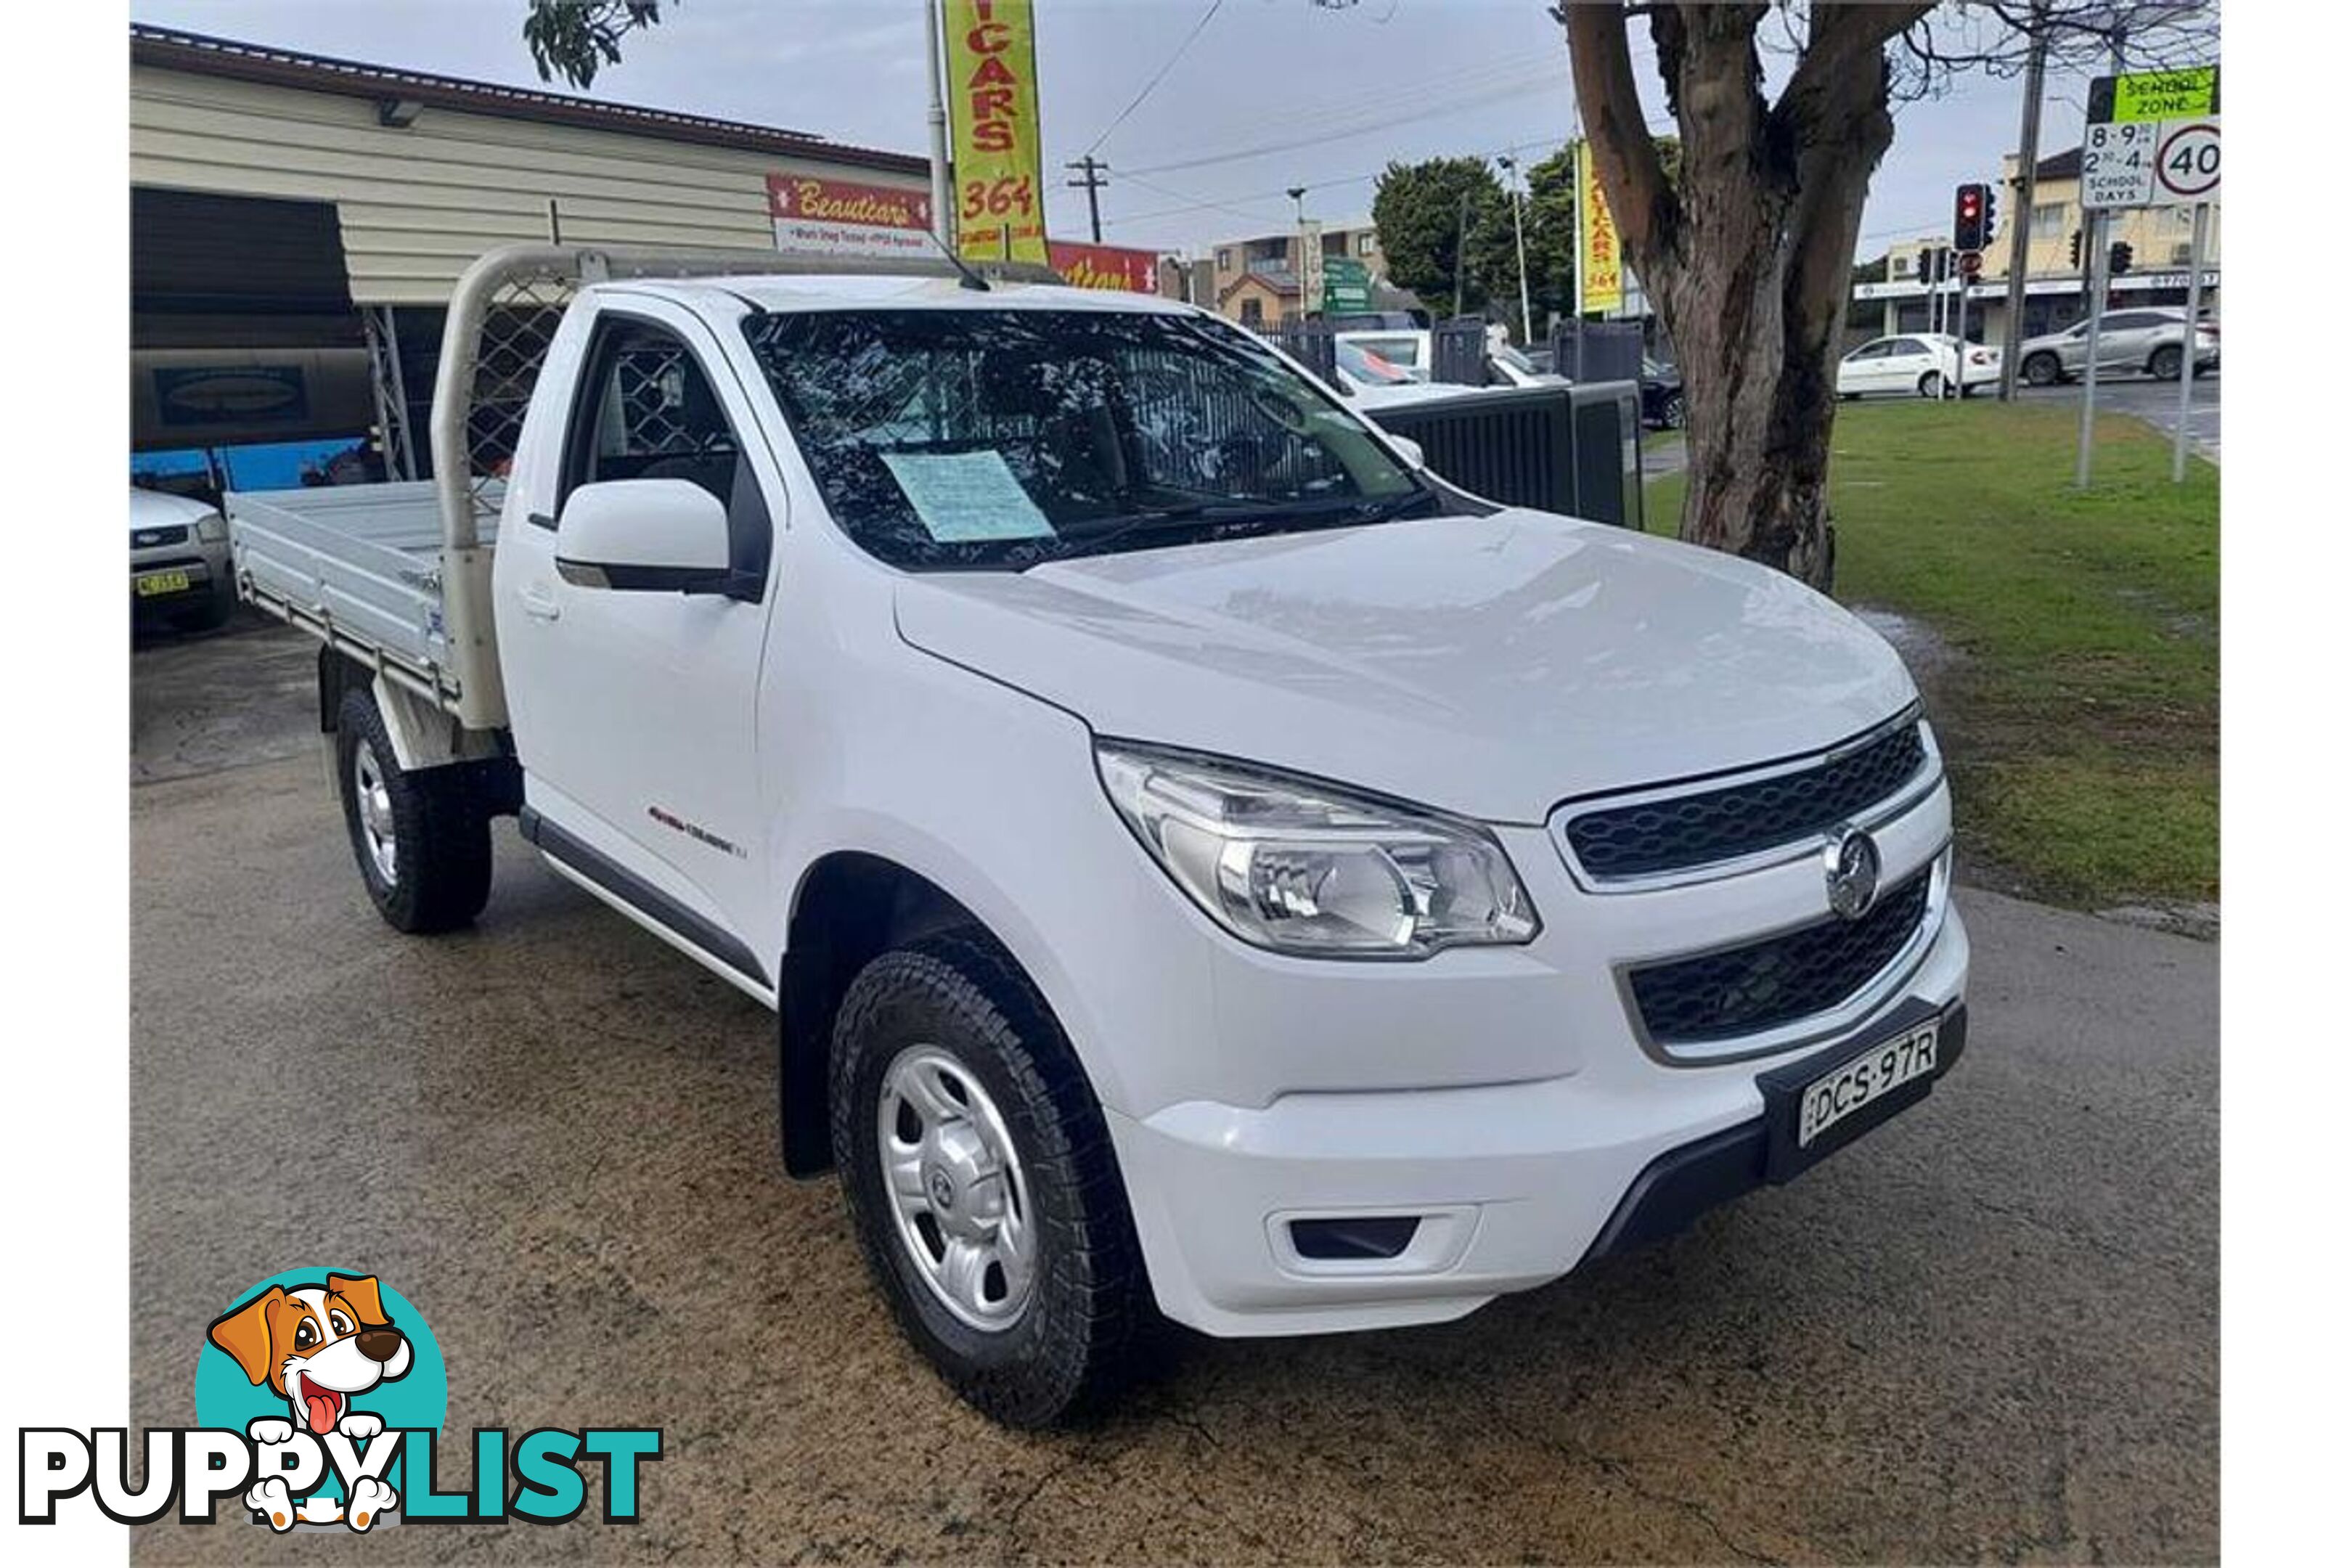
351, 740, 400, 887
830, 934, 1155, 1427
877, 1044, 1037, 1331
332, 682, 494, 934
1918, 370, 1947, 399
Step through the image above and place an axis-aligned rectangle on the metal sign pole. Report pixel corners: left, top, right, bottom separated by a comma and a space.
2075, 30, 2128, 489
2075, 208, 2112, 488
1952, 282, 1967, 401
2172, 201, 2209, 481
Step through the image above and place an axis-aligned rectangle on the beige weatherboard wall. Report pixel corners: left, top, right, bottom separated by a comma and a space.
130, 54, 928, 306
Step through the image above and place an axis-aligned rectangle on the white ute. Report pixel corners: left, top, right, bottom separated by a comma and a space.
228, 245, 1970, 1426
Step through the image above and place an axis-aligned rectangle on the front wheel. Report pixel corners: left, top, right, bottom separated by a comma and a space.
830, 934, 1153, 1427
335, 686, 493, 934
1658, 391, 1686, 429
2022, 352, 2061, 388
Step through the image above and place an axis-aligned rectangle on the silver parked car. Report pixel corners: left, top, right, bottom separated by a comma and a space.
2017, 308, 2218, 386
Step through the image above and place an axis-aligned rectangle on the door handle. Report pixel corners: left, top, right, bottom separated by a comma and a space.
519, 584, 561, 622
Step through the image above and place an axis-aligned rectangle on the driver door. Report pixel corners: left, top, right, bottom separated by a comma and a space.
496, 298, 782, 985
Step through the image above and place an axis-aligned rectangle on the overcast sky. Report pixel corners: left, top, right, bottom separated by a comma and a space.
129, 0, 2133, 260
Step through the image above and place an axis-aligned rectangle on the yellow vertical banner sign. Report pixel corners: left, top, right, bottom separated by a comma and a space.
1575, 140, 1625, 316
943, 0, 1049, 264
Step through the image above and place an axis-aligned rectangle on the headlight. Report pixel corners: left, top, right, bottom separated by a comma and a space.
194, 512, 228, 544
1095, 740, 1539, 958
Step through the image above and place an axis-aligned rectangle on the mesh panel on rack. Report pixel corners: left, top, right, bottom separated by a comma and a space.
464, 272, 576, 516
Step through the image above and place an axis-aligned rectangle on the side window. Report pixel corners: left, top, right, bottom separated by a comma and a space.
1888, 338, 1929, 356
558, 316, 770, 593
1847, 340, 1890, 361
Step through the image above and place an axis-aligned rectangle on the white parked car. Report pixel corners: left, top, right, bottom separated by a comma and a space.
130, 486, 235, 629
227, 245, 1969, 1426
1837, 333, 2001, 399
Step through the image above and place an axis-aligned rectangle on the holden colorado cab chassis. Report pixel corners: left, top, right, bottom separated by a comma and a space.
227, 244, 1969, 1426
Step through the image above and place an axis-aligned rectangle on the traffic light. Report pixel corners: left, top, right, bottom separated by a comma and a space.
1982, 187, 1999, 245
2110, 240, 2133, 276
2068, 229, 2083, 269
1953, 181, 1989, 251
1916, 247, 1933, 283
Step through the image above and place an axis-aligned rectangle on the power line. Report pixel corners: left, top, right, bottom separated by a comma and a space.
1083, 0, 1224, 156
1135, 52, 1562, 163
1108, 134, 1577, 234
1124, 60, 1570, 179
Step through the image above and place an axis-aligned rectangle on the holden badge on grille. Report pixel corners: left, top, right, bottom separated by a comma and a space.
1823, 826, 1881, 920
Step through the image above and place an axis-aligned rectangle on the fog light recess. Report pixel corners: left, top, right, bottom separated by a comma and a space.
1288, 1215, 1422, 1261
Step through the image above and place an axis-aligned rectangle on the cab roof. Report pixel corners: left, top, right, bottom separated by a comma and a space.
597, 274, 1194, 318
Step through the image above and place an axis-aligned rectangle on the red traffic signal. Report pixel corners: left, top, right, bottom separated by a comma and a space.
1953, 182, 1990, 251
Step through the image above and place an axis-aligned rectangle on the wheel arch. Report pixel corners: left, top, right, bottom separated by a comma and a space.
777, 850, 1037, 1177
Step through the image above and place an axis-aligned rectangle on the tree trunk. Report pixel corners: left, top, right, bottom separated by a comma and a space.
1561, 2, 1920, 592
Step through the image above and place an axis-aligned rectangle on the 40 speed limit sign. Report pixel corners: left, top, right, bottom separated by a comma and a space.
2156, 121, 2221, 204
2082, 116, 2219, 207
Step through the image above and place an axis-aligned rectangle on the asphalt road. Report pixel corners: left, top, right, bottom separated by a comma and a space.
129, 619, 2218, 1564
2014, 371, 2220, 460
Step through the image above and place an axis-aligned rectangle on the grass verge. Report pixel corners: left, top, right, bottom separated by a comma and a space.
1643, 399, 2217, 910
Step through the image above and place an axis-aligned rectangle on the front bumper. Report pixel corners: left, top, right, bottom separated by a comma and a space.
131, 547, 232, 611
1106, 896, 1970, 1338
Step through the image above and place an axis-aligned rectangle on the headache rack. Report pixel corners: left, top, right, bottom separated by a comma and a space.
228, 242, 1061, 733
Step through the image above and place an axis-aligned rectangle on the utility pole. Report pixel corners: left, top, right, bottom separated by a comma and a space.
1066, 155, 1110, 245
1998, 0, 2049, 399
924, 0, 953, 250
1288, 185, 1310, 317
1453, 189, 1472, 319
1498, 154, 1532, 346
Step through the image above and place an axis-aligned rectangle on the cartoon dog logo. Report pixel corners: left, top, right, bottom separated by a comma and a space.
207, 1273, 409, 1530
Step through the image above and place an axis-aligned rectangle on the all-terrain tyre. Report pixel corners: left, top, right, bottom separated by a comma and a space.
334, 685, 493, 934
830, 931, 1154, 1427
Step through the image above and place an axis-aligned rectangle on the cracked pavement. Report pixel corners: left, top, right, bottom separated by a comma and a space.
130, 620, 2216, 1564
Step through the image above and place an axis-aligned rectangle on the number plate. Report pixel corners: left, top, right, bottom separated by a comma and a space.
1797, 1020, 1940, 1149
134, 570, 192, 597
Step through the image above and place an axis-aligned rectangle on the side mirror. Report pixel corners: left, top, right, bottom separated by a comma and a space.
555, 478, 737, 596
1387, 435, 1427, 471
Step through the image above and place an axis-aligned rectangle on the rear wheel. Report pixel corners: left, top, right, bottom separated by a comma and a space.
830, 934, 1153, 1427
1918, 370, 1947, 399
2148, 343, 2184, 380
2022, 352, 2061, 388
334, 686, 493, 934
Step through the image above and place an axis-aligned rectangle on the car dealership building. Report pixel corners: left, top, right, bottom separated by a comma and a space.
130, 23, 934, 491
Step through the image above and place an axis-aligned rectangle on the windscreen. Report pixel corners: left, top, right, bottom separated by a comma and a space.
743, 308, 1426, 571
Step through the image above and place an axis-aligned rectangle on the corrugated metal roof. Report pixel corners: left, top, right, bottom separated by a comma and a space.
129, 23, 926, 178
